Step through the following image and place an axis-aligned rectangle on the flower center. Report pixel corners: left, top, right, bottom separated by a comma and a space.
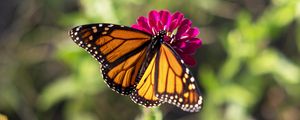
163, 31, 176, 45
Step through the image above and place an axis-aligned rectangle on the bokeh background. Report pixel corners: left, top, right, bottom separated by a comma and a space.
1, 0, 300, 120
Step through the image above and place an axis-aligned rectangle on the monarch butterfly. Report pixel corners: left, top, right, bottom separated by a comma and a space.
69, 23, 203, 112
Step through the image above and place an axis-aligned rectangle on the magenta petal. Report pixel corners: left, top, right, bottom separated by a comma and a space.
174, 40, 187, 49
182, 54, 196, 66
132, 24, 142, 30
137, 16, 152, 34
181, 43, 199, 54
163, 36, 171, 42
178, 42, 187, 48
189, 38, 202, 46
169, 19, 179, 32
176, 38, 202, 54
157, 21, 164, 30
172, 11, 184, 21
176, 50, 196, 66
160, 10, 172, 29
187, 27, 199, 38
148, 10, 159, 30
176, 19, 192, 36
137, 16, 148, 27
181, 38, 202, 54
179, 33, 190, 40
176, 24, 190, 39
159, 10, 168, 19
180, 19, 192, 27
169, 12, 184, 31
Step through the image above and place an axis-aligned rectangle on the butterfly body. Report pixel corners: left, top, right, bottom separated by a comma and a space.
69, 23, 203, 112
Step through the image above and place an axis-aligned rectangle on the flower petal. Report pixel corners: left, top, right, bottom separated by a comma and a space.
189, 38, 202, 45
169, 19, 179, 33
180, 19, 192, 27
181, 44, 199, 54
132, 24, 142, 30
163, 36, 171, 42
176, 50, 197, 66
172, 11, 184, 21
169, 12, 184, 32
136, 16, 152, 34
186, 27, 200, 38
175, 38, 201, 53
148, 10, 160, 33
176, 24, 190, 39
182, 54, 197, 66
160, 10, 172, 30
177, 41, 187, 48
158, 21, 164, 31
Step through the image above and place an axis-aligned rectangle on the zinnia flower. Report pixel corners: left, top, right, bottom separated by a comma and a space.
132, 10, 202, 66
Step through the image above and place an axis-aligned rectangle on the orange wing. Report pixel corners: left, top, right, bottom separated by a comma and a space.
69, 23, 151, 95
130, 44, 203, 111
130, 53, 163, 107
155, 44, 203, 112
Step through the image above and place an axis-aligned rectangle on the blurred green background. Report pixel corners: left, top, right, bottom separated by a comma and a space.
1, 0, 300, 120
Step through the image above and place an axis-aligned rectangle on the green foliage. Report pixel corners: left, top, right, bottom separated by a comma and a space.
200, 0, 300, 119
38, 43, 104, 119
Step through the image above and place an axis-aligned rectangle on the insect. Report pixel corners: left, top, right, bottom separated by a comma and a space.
69, 23, 203, 112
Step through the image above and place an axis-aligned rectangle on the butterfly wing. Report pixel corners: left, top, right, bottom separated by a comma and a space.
155, 44, 203, 112
129, 42, 203, 111
69, 23, 151, 95
130, 52, 164, 107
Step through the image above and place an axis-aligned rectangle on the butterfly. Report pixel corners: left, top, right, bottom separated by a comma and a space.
69, 23, 203, 112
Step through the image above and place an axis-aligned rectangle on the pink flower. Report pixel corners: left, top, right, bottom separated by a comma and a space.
132, 10, 202, 66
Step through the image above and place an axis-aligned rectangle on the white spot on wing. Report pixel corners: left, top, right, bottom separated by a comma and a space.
191, 77, 195, 82
108, 24, 113, 27
75, 26, 81, 31
181, 60, 184, 63
186, 68, 189, 73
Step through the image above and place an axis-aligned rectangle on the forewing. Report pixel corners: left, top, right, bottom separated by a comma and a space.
69, 23, 151, 95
